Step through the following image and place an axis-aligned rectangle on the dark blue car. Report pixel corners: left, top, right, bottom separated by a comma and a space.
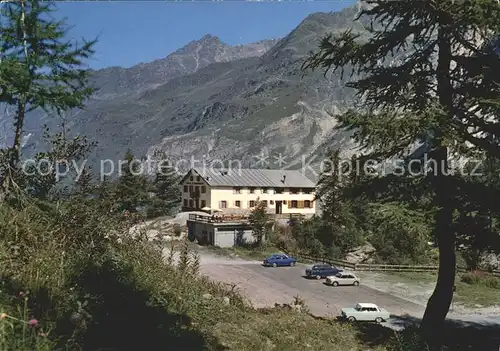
263, 254, 297, 267
305, 263, 343, 279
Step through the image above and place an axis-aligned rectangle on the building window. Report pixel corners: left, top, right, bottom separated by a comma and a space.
290, 200, 297, 208
303, 188, 312, 194
189, 199, 194, 207
201, 200, 206, 208
220, 201, 227, 208
249, 200, 255, 207
183, 185, 188, 192
249, 188, 255, 194
201, 186, 206, 193
274, 188, 283, 194
195, 186, 200, 195
304, 200, 311, 208
197, 176, 201, 181
235, 200, 241, 207
262, 200, 268, 207
184, 199, 188, 206
233, 187, 241, 194
190, 176, 193, 181
270, 200, 274, 205
290, 188, 298, 194
262, 188, 268, 194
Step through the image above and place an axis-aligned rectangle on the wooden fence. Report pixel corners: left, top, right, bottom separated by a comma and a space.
282, 249, 500, 276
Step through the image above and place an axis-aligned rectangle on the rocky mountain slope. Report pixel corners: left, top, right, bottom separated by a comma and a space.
4, 5, 369, 179
90, 34, 280, 99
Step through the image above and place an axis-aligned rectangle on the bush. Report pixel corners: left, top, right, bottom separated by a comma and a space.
367, 203, 431, 264
173, 223, 182, 236
460, 271, 500, 289
460, 271, 483, 285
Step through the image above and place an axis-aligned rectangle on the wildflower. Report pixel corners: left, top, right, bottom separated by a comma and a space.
0, 313, 7, 320
28, 319, 38, 328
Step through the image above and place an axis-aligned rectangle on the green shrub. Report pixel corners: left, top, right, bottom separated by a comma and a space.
483, 276, 500, 289
460, 271, 500, 289
173, 223, 182, 236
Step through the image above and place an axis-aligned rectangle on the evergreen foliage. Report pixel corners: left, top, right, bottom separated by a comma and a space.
248, 199, 268, 246
0, 0, 96, 193
303, 0, 500, 338
146, 151, 181, 218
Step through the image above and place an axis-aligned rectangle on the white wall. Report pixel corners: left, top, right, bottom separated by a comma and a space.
209, 186, 316, 215
180, 169, 211, 209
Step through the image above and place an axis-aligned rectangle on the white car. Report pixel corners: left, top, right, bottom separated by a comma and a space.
340, 303, 390, 323
325, 272, 360, 286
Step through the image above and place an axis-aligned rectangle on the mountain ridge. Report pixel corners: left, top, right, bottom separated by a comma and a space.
5, 5, 367, 178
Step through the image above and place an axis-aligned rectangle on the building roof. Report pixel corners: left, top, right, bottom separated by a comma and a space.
191, 167, 316, 188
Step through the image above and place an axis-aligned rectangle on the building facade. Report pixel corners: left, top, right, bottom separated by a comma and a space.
186, 214, 257, 248
179, 167, 317, 216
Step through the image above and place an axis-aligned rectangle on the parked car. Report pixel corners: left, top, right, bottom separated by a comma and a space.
263, 254, 297, 267
305, 263, 343, 279
340, 303, 390, 323
325, 272, 360, 286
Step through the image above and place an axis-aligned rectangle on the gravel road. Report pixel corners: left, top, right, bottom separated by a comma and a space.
190, 249, 500, 330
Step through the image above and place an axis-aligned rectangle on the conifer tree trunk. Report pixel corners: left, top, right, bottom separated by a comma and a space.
422, 146, 456, 338
11, 99, 26, 167
421, 22, 456, 339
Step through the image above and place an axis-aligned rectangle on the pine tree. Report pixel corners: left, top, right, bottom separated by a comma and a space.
303, 0, 500, 338
456, 155, 500, 269
315, 150, 364, 256
147, 152, 181, 218
115, 150, 150, 213
248, 200, 268, 246
177, 241, 191, 273
315, 149, 354, 226
0, 0, 96, 194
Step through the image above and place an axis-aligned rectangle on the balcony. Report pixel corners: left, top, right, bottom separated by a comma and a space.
189, 191, 200, 198
188, 213, 250, 225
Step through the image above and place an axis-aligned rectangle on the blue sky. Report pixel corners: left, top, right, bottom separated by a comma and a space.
54, 1, 355, 70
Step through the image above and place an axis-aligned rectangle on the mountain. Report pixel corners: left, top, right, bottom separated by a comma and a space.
89, 34, 280, 99
5, 5, 368, 179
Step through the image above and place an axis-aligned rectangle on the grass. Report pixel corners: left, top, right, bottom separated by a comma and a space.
387, 272, 438, 283
387, 271, 500, 307
205, 245, 283, 261
454, 280, 500, 307
213, 308, 390, 351
2, 199, 499, 351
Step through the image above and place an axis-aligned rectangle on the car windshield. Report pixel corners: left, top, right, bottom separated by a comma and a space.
335, 273, 342, 278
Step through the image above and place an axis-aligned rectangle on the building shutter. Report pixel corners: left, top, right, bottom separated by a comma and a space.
297, 200, 304, 208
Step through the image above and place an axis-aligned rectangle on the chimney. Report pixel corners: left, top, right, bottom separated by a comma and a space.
282, 175, 286, 183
